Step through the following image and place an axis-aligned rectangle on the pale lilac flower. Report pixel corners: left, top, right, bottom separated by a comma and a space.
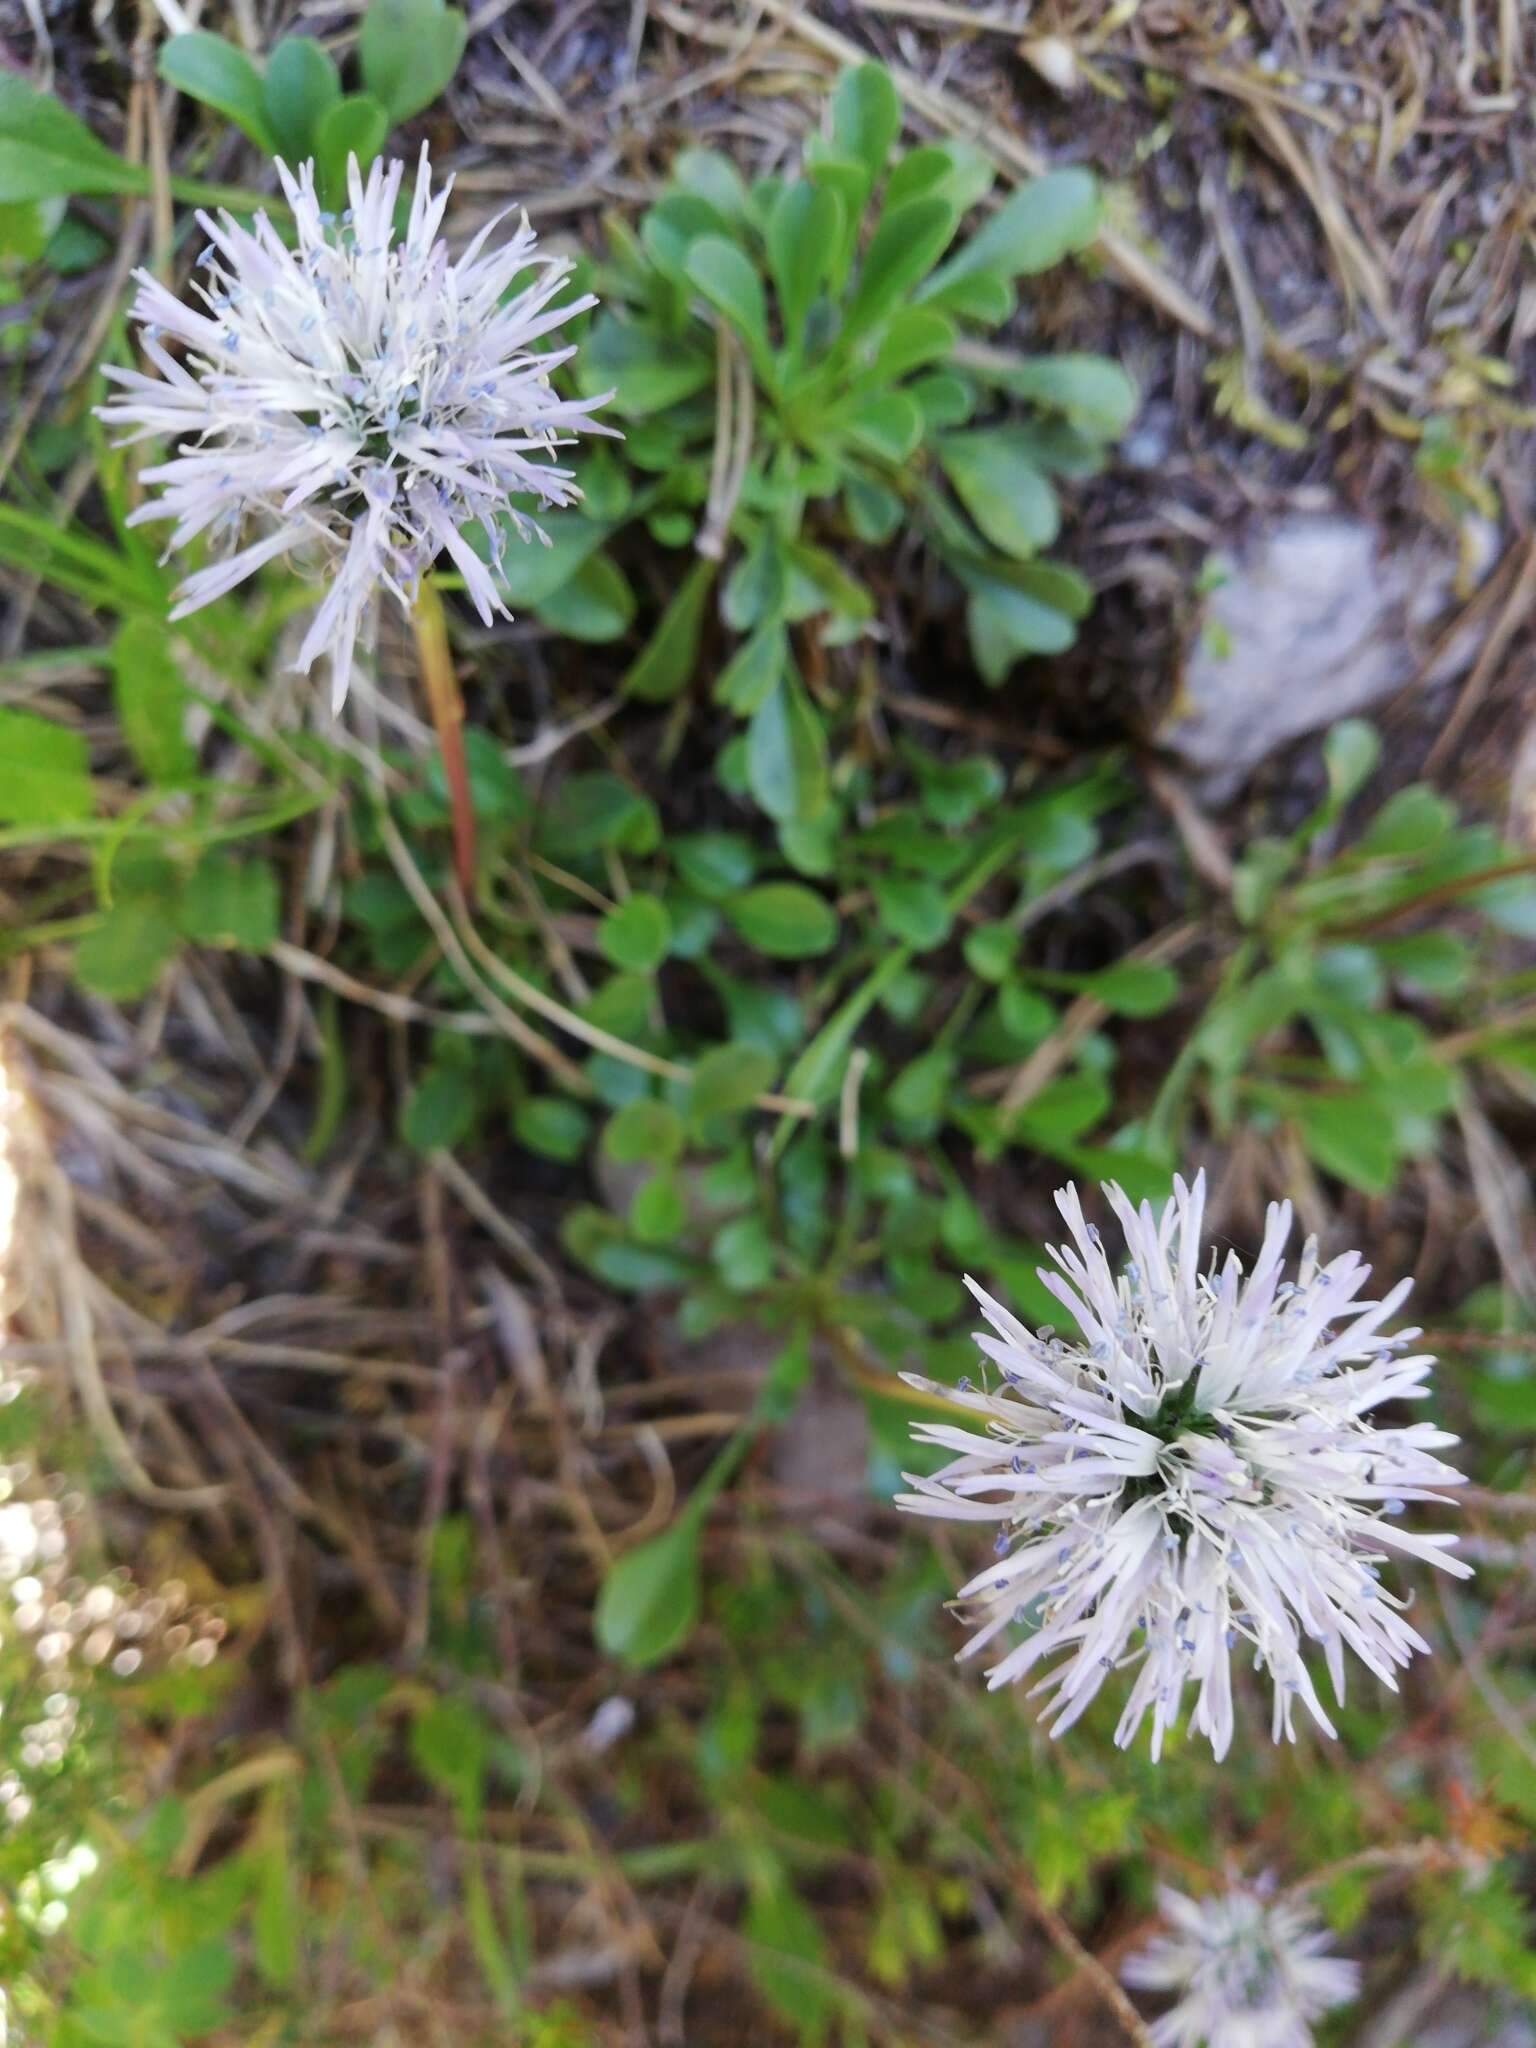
896, 1172, 1469, 1758
1123, 1881, 1359, 2047
97, 148, 610, 706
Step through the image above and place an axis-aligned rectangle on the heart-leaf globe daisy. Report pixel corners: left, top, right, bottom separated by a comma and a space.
895, 1172, 1470, 1758
96, 147, 611, 706
1122, 1881, 1359, 2048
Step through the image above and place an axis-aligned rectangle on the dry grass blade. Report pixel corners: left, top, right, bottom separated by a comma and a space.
432, 1148, 563, 1297
1425, 535, 1536, 773
374, 801, 594, 1090
15, 1061, 226, 1509
1196, 70, 1397, 339
445, 877, 817, 1116
268, 939, 501, 1036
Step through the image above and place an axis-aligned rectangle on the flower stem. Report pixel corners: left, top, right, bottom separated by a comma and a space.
412, 578, 475, 896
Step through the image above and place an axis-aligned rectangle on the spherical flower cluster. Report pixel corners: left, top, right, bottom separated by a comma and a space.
97, 147, 610, 706
896, 1172, 1470, 1757
1123, 1880, 1359, 2047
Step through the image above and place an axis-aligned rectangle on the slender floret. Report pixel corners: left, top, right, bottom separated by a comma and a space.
1122, 1881, 1359, 2047
96, 148, 610, 706
895, 1172, 1470, 1758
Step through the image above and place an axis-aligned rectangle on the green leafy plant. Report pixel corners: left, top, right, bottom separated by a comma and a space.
497, 60, 1133, 834
10, 17, 1536, 2046
1152, 718, 1536, 1193
0, 74, 265, 289
157, 0, 468, 203
0, 1381, 229, 2046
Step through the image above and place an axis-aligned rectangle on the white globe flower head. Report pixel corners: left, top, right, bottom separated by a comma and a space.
1123, 1881, 1360, 2047
896, 1171, 1470, 1758
96, 147, 612, 707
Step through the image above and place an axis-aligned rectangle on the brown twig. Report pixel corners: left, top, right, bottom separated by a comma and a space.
1424, 534, 1536, 774
413, 580, 478, 896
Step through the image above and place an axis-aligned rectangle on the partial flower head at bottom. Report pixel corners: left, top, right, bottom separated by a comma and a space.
1123, 1881, 1359, 2048
895, 1171, 1469, 1758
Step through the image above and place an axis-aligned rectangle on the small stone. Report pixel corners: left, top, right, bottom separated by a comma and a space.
1163, 513, 1462, 799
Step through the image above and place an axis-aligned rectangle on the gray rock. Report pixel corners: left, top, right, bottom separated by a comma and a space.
770, 1368, 869, 1504
1161, 513, 1456, 799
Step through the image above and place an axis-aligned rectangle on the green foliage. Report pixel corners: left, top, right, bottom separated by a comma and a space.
594, 1511, 705, 1667
158, 34, 276, 154
495, 60, 1128, 837
1154, 717, 1536, 1193
1451, 1285, 1536, 1435
8, 42, 1536, 2048
743, 1877, 838, 2042
0, 1456, 231, 2044
157, 0, 468, 200
69, 849, 281, 998
262, 36, 341, 162
1420, 1866, 1536, 1999
358, 0, 469, 124
112, 623, 195, 787
0, 75, 151, 203
0, 707, 92, 824
312, 96, 390, 207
